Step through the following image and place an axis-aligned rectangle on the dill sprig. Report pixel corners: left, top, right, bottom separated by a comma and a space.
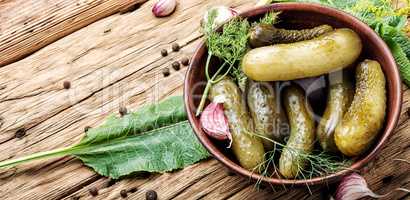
196, 11, 250, 115
257, 11, 281, 25
249, 132, 351, 190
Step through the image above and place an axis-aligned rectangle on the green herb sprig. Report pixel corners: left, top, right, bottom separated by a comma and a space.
197, 11, 281, 115
196, 11, 250, 115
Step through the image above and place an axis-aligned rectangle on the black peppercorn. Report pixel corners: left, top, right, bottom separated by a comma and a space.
171, 61, 180, 71
162, 68, 170, 77
171, 43, 180, 52
161, 49, 168, 57
119, 106, 128, 116
406, 108, 410, 117
84, 126, 92, 132
181, 57, 189, 66
120, 189, 128, 198
88, 187, 99, 196
146, 190, 157, 200
15, 128, 26, 139
63, 81, 71, 89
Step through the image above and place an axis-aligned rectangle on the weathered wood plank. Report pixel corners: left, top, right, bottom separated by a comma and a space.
0, 0, 147, 67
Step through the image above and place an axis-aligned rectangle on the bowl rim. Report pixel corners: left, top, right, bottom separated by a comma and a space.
184, 2, 402, 185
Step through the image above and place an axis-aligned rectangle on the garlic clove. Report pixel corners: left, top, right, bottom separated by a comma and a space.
200, 102, 232, 148
202, 6, 238, 30
152, 0, 177, 17
335, 173, 410, 200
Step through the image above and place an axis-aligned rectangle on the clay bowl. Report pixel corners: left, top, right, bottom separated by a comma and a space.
184, 3, 402, 186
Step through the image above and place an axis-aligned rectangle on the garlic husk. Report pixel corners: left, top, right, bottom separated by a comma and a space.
202, 6, 238, 30
335, 173, 410, 200
200, 102, 232, 148
152, 0, 176, 17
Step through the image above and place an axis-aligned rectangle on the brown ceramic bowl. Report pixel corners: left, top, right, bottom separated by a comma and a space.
184, 3, 402, 186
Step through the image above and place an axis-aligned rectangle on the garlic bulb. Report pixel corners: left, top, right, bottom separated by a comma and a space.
202, 6, 238, 30
152, 0, 177, 17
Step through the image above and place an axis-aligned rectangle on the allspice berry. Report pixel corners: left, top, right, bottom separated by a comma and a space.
161, 49, 168, 57
162, 68, 170, 77
171, 61, 180, 71
145, 190, 157, 200
88, 187, 99, 196
181, 57, 189, 66
120, 189, 128, 198
171, 43, 180, 52
63, 81, 71, 89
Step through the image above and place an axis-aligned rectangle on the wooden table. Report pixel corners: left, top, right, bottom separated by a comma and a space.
0, 0, 409, 199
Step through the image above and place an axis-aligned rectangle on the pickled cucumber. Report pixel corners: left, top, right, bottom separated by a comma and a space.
317, 72, 353, 152
242, 28, 363, 81
247, 80, 289, 150
249, 24, 333, 48
209, 77, 266, 171
279, 85, 315, 179
334, 60, 386, 157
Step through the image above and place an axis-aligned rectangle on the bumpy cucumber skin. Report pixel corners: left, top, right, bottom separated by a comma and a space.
334, 60, 386, 157
279, 85, 315, 179
317, 74, 353, 152
247, 81, 289, 150
209, 78, 265, 171
242, 28, 363, 81
249, 24, 333, 48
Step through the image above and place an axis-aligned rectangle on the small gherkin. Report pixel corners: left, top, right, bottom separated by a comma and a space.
249, 24, 333, 48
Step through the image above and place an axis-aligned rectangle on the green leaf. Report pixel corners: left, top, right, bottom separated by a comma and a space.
73, 121, 209, 179
0, 96, 210, 179
79, 96, 187, 145
384, 37, 410, 86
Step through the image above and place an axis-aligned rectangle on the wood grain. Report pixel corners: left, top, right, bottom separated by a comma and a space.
0, 0, 409, 199
0, 0, 148, 67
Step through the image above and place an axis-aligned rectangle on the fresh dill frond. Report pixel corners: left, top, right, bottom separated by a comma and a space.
197, 13, 251, 115
258, 11, 281, 25
249, 131, 351, 190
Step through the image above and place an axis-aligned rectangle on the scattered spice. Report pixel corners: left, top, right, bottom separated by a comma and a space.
128, 187, 138, 193
119, 106, 128, 116
88, 187, 99, 196
146, 190, 157, 200
171, 43, 180, 52
84, 126, 92, 133
171, 61, 180, 70
71, 196, 80, 200
120, 189, 128, 198
161, 49, 168, 57
15, 128, 26, 139
181, 57, 189, 66
162, 68, 170, 77
407, 108, 410, 117
63, 81, 71, 89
